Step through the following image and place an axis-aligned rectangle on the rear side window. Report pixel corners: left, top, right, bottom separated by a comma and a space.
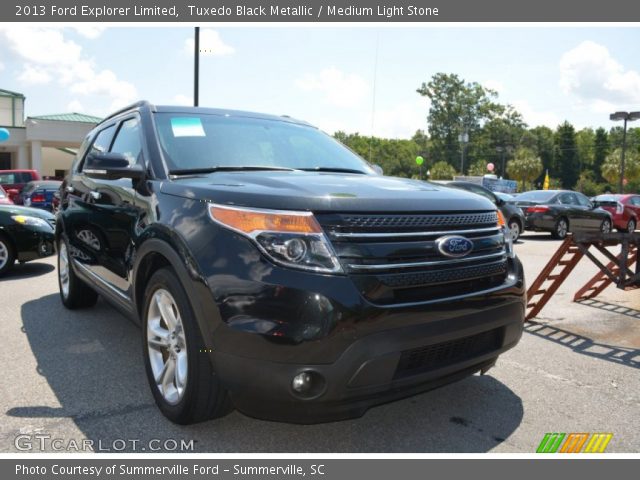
631, 196, 640, 206
110, 117, 143, 165
558, 193, 577, 205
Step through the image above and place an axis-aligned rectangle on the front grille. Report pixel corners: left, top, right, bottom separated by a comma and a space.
394, 328, 503, 379
338, 212, 498, 230
316, 211, 509, 304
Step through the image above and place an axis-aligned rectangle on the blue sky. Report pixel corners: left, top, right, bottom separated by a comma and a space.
1, 26, 639, 138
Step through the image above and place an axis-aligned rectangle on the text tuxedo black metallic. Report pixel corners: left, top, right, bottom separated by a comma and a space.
56, 102, 525, 424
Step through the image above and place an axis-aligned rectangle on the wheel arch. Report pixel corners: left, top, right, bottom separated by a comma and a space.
132, 233, 222, 351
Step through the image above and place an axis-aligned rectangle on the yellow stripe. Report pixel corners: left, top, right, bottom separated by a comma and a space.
598, 434, 613, 453
590, 434, 605, 453
584, 434, 598, 453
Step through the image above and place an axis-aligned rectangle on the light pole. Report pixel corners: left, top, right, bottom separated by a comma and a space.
458, 130, 469, 174
609, 111, 640, 193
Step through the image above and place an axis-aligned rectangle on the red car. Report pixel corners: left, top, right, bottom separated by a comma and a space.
0, 185, 13, 205
592, 194, 640, 233
0, 170, 41, 203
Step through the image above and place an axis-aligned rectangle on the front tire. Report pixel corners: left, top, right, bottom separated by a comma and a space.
142, 267, 232, 424
552, 217, 569, 239
0, 235, 16, 276
600, 218, 612, 234
627, 218, 636, 233
58, 237, 99, 309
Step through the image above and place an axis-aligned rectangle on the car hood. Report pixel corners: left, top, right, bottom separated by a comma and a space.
160, 172, 496, 213
0, 204, 55, 220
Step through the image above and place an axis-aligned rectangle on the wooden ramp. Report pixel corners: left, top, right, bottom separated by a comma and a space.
525, 232, 640, 322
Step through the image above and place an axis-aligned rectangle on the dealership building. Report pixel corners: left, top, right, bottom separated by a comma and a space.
0, 88, 101, 178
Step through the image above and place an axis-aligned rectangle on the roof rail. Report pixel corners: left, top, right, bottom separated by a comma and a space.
101, 100, 152, 123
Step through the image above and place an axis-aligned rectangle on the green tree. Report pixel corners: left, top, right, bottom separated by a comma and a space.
430, 160, 457, 180
506, 148, 543, 191
416, 73, 504, 166
601, 148, 640, 191
554, 122, 579, 189
468, 160, 489, 176
575, 128, 595, 173
593, 127, 609, 182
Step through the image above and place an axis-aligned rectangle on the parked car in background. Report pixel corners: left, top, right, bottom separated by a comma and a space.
515, 190, 612, 239
0, 185, 13, 205
0, 170, 41, 203
591, 194, 640, 233
16, 180, 62, 211
440, 181, 525, 241
495, 191, 516, 203
0, 204, 55, 275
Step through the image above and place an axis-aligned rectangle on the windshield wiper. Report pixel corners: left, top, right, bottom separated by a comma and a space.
297, 167, 367, 174
168, 166, 298, 176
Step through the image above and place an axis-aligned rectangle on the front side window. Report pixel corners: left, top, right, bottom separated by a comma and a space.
89, 125, 116, 156
110, 117, 143, 165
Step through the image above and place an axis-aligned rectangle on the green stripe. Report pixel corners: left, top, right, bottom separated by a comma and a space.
548, 433, 566, 453
536, 433, 552, 453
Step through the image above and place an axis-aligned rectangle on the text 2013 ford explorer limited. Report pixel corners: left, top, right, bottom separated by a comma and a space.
56, 102, 526, 424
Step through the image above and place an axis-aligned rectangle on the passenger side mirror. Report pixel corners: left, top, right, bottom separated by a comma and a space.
83, 152, 144, 180
370, 164, 384, 175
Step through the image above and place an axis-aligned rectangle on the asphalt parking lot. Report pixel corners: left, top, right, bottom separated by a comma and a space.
1, 232, 638, 453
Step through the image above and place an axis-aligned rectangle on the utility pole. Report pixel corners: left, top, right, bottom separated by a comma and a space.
194, 27, 200, 107
458, 130, 469, 174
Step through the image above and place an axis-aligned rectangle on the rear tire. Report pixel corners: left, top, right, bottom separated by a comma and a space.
600, 218, 612, 234
58, 237, 99, 309
507, 218, 521, 242
0, 235, 16, 276
627, 218, 637, 233
552, 217, 569, 239
142, 267, 232, 424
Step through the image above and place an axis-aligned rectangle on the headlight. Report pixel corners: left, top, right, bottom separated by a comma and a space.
208, 204, 343, 274
11, 215, 52, 229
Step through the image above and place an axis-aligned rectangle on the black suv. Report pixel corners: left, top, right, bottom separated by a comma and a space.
56, 102, 525, 424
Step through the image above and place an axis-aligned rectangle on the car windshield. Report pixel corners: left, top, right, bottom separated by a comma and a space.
153, 113, 373, 174
517, 190, 557, 202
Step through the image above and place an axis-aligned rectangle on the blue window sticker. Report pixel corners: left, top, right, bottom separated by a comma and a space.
171, 117, 205, 137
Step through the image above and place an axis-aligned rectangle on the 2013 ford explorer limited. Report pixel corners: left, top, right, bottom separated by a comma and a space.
56, 102, 525, 424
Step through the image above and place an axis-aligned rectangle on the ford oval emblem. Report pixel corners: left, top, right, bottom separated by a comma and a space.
435, 235, 474, 258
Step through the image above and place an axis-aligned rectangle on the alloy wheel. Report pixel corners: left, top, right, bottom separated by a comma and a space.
508, 221, 520, 242
147, 288, 188, 405
58, 242, 70, 299
0, 240, 8, 270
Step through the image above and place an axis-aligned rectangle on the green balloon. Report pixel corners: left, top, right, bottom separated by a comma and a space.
415, 156, 424, 166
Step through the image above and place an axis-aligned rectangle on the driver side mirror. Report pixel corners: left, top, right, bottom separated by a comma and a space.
83, 152, 144, 180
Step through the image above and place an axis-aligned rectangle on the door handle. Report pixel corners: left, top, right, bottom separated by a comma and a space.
89, 191, 101, 201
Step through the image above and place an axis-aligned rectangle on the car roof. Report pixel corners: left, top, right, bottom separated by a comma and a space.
98, 100, 314, 129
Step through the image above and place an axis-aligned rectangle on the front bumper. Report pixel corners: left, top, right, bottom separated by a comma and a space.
199, 230, 526, 423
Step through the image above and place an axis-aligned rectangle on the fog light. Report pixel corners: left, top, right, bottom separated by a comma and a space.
292, 372, 312, 393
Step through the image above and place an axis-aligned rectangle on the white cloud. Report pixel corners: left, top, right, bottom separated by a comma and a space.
373, 98, 430, 139
72, 26, 106, 39
0, 27, 137, 114
512, 100, 561, 128
295, 67, 370, 108
172, 94, 192, 106
17, 65, 52, 85
483, 79, 505, 95
67, 99, 85, 112
559, 40, 640, 108
185, 29, 235, 57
